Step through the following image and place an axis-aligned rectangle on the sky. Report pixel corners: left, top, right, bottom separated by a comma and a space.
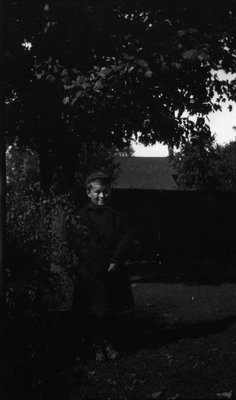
133, 105, 236, 156
133, 71, 236, 157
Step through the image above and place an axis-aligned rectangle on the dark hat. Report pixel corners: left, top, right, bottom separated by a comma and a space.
86, 171, 110, 185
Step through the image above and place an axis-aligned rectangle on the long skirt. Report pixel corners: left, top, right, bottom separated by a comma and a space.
73, 266, 134, 341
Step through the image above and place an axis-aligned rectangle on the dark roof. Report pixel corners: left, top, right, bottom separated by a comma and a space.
113, 156, 178, 190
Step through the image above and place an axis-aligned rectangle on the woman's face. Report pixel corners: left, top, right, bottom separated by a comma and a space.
87, 181, 111, 206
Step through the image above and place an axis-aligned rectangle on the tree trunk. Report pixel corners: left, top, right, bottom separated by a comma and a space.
0, 131, 5, 301
38, 130, 77, 193
0, 0, 5, 302
38, 139, 54, 192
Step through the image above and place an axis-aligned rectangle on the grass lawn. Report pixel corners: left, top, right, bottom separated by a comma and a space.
3, 267, 236, 400
70, 274, 236, 400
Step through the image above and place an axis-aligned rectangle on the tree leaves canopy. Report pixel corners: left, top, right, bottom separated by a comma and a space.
4, 0, 236, 186
173, 129, 236, 191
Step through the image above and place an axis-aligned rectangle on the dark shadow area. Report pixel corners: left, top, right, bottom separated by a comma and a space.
2, 312, 82, 400
3, 304, 236, 399
3, 242, 81, 400
115, 313, 236, 353
128, 260, 236, 286
4, 242, 236, 399
111, 189, 236, 266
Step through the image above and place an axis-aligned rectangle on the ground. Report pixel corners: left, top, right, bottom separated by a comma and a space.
3, 263, 236, 400
70, 265, 236, 400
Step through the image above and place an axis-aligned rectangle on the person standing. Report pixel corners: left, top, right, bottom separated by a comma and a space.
73, 171, 134, 361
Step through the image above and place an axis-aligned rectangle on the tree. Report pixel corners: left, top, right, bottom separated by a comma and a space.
173, 124, 236, 191
4, 0, 236, 189
172, 119, 219, 190
213, 139, 236, 191
0, 0, 6, 300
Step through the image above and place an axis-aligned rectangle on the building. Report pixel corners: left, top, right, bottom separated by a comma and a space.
113, 156, 178, 190
112, 156, 236, 264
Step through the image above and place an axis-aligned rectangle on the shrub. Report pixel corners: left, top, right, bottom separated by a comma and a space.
6, 180, 84, 314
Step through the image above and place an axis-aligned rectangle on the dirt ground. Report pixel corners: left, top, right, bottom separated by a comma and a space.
69, 270, 236, 400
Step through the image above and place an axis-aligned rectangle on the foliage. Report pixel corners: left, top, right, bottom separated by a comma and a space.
6, 151, 85, 313
74, 141, 122, 187
6, 141, 40, 186
173, 119, 219, 190
4, 0, 236, 189
213, 139, 236, 191
115, 144, 135, 157
3, 142, 87, 398
7, 139, 121, 192
173, 125, 236, 191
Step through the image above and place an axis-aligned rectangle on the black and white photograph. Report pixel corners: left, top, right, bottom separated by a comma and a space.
1, 1, 236, 399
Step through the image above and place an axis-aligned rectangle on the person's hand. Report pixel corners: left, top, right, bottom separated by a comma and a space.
108, 263, 117, 273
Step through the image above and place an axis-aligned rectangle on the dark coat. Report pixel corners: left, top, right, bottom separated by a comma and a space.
73, 202, 134, 315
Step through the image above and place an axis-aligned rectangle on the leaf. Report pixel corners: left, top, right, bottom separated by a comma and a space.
172, 62, 182, 69
46, 75, 56, 84
216, 392, 233, 399
182, 49, 199, 61
151, 392, 162, 399
93, 81, 103, 91
178, 28, 199, 36
188, 28, 199, 34
75, 90, 83, 98
137, 59, 149, 68
97, 67, 111, 77
43, 4, 50, 12
35, 72, 44, 80
81, 82, 90, 89
107, 378, 117, 386
122, 53, 135, 61
197, 50, 210, 61
177, 29, 186, 37
63, 97, 70, 105
145, 69, 153, 78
